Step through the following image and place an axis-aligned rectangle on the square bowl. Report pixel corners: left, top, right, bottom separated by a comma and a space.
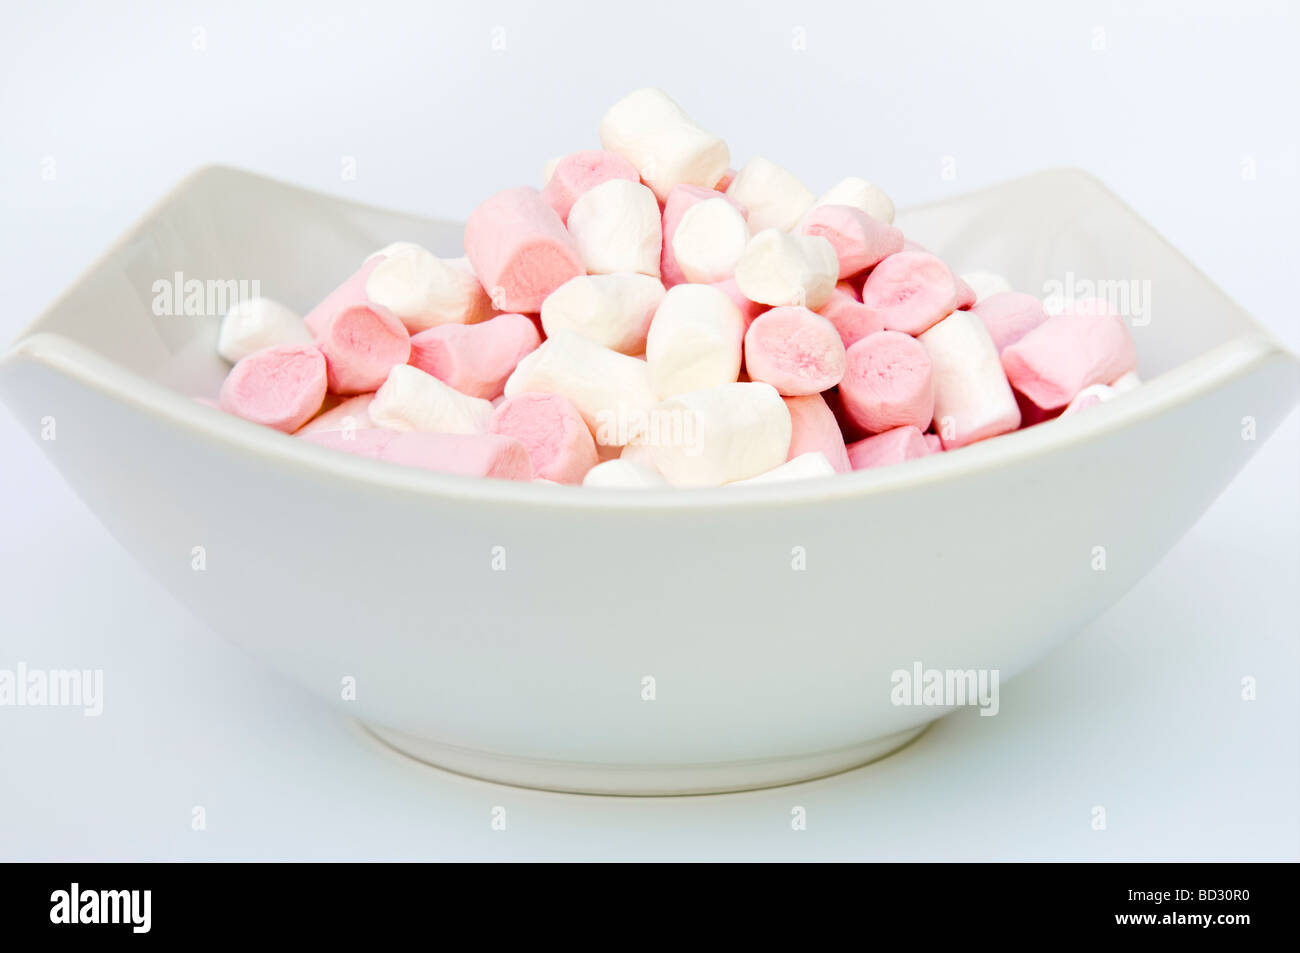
2, 166, 1296, 794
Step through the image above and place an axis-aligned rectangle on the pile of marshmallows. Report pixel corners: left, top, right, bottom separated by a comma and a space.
214, 88, 1140, 489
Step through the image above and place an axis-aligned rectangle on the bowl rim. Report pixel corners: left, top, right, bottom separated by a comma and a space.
3, 165, 1297, 512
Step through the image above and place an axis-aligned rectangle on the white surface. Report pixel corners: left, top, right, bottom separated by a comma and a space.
1, 0, 1297, 859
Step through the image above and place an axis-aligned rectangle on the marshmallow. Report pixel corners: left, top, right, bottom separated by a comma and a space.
1110, 370, 1142, 394
783, 394, 851, 473
369, 364, 494, 434
960, 270, 1013, 304
489, 392, 599, 484
919, 310, 1021, 448
815, 176, 895, 224
734, 229, 838, 310
817, 284, 885, 348
217, 297, 311, 364
1061, 383, 1116, 416
219, 343, 327, 433
308, 274, 412, 395
540, 273, 665, 354
797, 205, 904, 278
859, 251, 964, 336
725, 157, 816, 232
743, 306, 847, 396
728, 452, 835, 486
1000, 301, 1137, 410
666, 193, 749, 285
541, 150, 641, 222
303, 429, 532, 481
846, 426, 930, 470
408, 312, 541, 399
296, 393, 376, 436
464, 186, 585, 312
504, 329, 657, 446
839, 330, 935, 434
650, 382, 791, 487
599, 88, 730, 202
365, 245, 495, 332
582, 459, 669, 489
566, 179, 663, 277
971, 291, 1049, 353
303, 257, 381, 339
645, 283, 745, 399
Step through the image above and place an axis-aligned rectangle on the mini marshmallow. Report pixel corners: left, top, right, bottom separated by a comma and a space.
303, 429, 532, 481
540, 273, 665, 354
296, 393, 376, 436
464, 186, 585, 312
734, 229, 838, 310
218, 297, 311, 364
408, 312, 541, 399
960, 270, 1013, 304
846, 426, 930, 470
660, 185, 747, 286
972, 291, 1049, 353
859, 251, 964, 336
582, 459, 669, 489
839, 330, 935, 433
797, 205, 904, 278
541, 150, 641, 222
219, 344, 327, 433
815, 176, 895, 224
783, 394, 851, 473
645, 283, 745, 399
1110, 370, 1142, 394
489, 392, 598, 484
817, 284, 885, 348
1061, 383, 1116, 416
744, 307, 847, 396
566, 179, 663, 277
670, 196, 749, 284
1000, 302, 1137, 410
919, 310, 1021, 448
599, 88, 730, 202
311, 288, 411, 396
504, 329, 657, 446
365, 245, 495, 332
650, 382, 791, 487
369, 364, 494, 434
725, 157, 816, 232
727, 452, 835, 486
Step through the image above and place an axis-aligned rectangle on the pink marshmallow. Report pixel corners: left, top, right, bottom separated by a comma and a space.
303, 257, 383, 339
409, 312, 542, 400
972, 291, 1049, 353
798, 204, 904, 279
488, 391, 598, 485
859, 251, 963, 335
314, 298, 412, 396
817, 284, 886, 349
743, 306, 847, 396
784, 394, 850, 473
219, 344, 327, 433
295, 393, 377, 435
541, 150, 642, 223
465, 186, 585, 313
302, 429, 533, 481
1001, 299, 1137, 410
711, 277, 767, 329
846, 426, 930, 471
839, 331, 935, 434
660, 185, 747, 287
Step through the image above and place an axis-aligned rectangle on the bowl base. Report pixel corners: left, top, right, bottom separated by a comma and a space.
362, 723, 931, 796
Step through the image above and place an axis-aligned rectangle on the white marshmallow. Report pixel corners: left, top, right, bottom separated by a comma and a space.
1110, 370, 1142, 394
365, 244, 493, 332
727, 452, 835, 486
582, 459, 668, 489
504, 329, 656, 446
960, 270, 1013, 304
369, 364, 493, 434
599, 87, 730, 202
217, 296, 311, 364
540, 273, 665, 355
733, 229, 837, 310
726, 157, 816, 232
566, 179, 662, 277
918, 310, 1021, 449
645, 283, 745, 399
816, 177, 896, 224
672, 197, 750, 283
650, 382, 792, 487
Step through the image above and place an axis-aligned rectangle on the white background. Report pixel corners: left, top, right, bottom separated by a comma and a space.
1, 0, 1296, 860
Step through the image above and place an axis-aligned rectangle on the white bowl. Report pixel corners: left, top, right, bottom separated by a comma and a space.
2, 166, 1296, 795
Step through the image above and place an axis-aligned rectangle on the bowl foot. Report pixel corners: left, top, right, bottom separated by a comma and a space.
362, 723, 931, 796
